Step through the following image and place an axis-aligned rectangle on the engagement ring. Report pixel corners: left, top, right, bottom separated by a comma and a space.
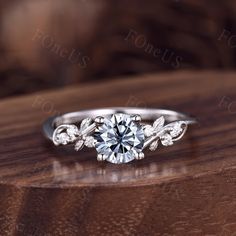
43, 107, 197, 164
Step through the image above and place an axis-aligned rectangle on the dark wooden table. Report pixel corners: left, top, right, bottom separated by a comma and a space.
0, 71, 236, 235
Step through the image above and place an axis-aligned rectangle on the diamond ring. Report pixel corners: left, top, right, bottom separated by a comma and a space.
43, 107, 197, 164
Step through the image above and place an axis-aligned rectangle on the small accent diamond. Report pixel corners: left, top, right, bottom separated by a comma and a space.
67, 126, 79, 137
57, 133, 70, 145
161, 134, 173, 146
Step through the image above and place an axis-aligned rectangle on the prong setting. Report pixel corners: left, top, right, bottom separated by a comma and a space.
94, 116, 105, 126
131, 114, 142, 122
97, 154, 107, 161
135, 152, 145, 160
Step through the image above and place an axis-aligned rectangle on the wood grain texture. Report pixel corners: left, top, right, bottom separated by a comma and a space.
0, 71, 236, 235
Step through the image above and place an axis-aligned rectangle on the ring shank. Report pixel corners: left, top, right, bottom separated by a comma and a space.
43, 107, 197, 141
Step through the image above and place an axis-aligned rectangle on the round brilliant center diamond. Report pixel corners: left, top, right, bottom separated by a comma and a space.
94, 113, 145, 164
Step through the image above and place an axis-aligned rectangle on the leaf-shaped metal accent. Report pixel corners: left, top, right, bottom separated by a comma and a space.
74, 140, 84, 151
143, 124, 154, 137
169, 122, 183, 138
84, 136, 95, 148
149, 140, 159, 151
162, 121, 187, 141
153, 116, 165, 132
80, 118, 92, 131
145, 120, 188, 150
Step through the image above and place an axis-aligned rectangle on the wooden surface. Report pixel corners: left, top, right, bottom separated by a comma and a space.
0, 71, 236, 235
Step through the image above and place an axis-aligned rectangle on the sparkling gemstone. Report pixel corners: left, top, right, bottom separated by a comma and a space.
67, 126, 79, 137
160, 134, 173, 146
94, 113, 145, 164
56, 133, 70, 145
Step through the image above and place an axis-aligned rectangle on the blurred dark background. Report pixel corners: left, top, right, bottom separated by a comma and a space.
0, 0, 236, 98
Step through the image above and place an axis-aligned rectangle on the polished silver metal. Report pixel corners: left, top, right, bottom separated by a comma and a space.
43, 107, 197, 164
